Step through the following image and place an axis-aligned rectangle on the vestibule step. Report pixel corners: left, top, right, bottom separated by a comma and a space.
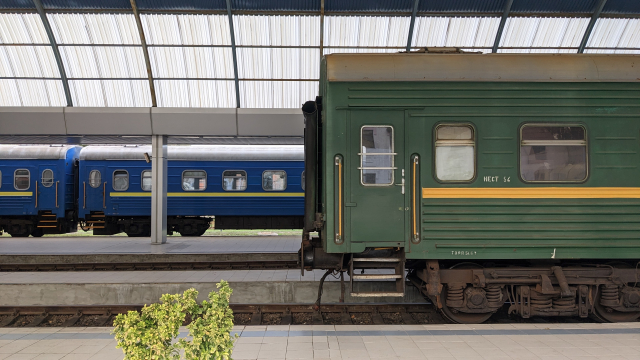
350, 292, 405, 297
351, 274, 402, 280
352, 258, 401, 262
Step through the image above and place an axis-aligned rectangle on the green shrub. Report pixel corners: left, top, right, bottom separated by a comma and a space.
112, 281, 236, 360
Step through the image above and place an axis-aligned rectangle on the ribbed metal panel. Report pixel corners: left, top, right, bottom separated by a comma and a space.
239, 80, 318, 108
41, 0, 131, 10
69, 79, 151, 106
154, 80, 235, 107
60, 46, 146, 78
237, 48, 319, 79
412, 17, 500, 48
0, 79, 66, 106
323, 16, 410, 47
0, 46, 60, 77
0, 0, 35, 9
231, 0, 319, 12
141, 14, 231, 45
499, 17, 589, 53
586, 18, 639, 53
0, 14, 49, 44
418, 0, 504, 13
510, 0, 597, 14
326, 0, 412, 13
137, 0, 225, 11
48, 13, 140, 45
602, 0, 640, 15
233, 15, 319, 46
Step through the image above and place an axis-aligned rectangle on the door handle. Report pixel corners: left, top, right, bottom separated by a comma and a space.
395, 178, 405, 195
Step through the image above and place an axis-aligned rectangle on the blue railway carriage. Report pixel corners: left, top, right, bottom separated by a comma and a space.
0, 145, 81, 237
78, 145, 305, 236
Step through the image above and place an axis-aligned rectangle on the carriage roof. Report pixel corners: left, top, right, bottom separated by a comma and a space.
79, 145, 304, 161
0, 145, 79, 160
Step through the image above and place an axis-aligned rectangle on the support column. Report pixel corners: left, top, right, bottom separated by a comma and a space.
151, 135, 168, 244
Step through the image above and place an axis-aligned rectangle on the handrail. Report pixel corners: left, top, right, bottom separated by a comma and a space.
412, 156, 420, 244
335, 155, 344, 244
103, 182, 106, 209
55, 181, 59, 208
35, 181, 38, 208
83, 181, 86, 209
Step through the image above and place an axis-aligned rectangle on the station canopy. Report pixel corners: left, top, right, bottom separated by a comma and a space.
1, 0, 639, 108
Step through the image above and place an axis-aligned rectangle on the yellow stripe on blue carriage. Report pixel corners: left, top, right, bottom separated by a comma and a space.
110, 192, 304, 197
0, 192, 33, 196
422, 187, 640, 199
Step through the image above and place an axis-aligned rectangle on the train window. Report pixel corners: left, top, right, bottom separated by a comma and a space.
141, 170, 152, 191
520, 125, 587, 182
435, 124, 475, 181
41, 169, 54, 187
360, 126, 394, 185
301, 171, 305, 191
183, 170, 207, 191
113, 170, 129, 191
222, 170, 247, 191
89, 170, 101, 188
14, 169, 29, 190
263, 170, 287, 191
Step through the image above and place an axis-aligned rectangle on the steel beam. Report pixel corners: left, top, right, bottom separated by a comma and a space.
130, 0, 157, 107
578, 0, 608, 53
151, 135, 168, 244
226, 0, 241, 108
406, 0, 420, 51
492, 0, 513, 53
32, 0, 73, 107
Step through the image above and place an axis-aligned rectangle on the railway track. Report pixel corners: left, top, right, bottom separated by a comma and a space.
0, 303, 611, 327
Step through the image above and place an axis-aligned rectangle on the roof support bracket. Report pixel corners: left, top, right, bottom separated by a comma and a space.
130, 0, 157, 107
406, 0, 420, 52
226, 0, 241, 108
578, 0, 608, 53
492, 0, 513, 53
32, 0, 73, 107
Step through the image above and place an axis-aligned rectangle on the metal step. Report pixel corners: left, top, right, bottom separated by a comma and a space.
350, 292, 405, 297
352, 258, 401, 262
37, 226, 58, 228
351, 274, 402, 280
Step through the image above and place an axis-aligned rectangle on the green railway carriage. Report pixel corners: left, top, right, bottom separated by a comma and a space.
300, 52, 640, 323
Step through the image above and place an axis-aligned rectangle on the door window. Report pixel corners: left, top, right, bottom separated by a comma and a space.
183, 170, 207, 191
360, 126, 394, 185
520, 125, 587, 182
141, 170, 152, 191
435, 124, 475, 181
14, 169, 29, 190
41, 169, 54, 187
263, 170, 287, 191
222, 170, 247, 191
89, 170, 102, 188
113, 170, 129, 191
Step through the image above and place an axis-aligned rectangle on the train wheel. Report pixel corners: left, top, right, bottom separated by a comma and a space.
594, 294, 640, 323
31, 229, 44, 237
439, 286, 494, 324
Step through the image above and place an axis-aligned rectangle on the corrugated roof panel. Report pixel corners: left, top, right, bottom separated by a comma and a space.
60, 46, 146, 78
155, 80, 235, 107
614, 19, 640, 53
326, 0, 411, 13
0, 0, 35, 9
231, 0, 319, 12
48, 13, 140, 44
1, 46, 60, 77
510, 0, 597, 13
602, 0, 640, 15
42, 0, 131, 10
324, 16, 410, 47
500, 17, 588, 52
137, 0, 226, 11
141, 14, 230, 45
149, 47, 234, 78
70, 80, 151, 106
237, 48, 318, 79
0, 79, 65, 106
0, 14, 49, 44
586, 18, 629, 53
234, 15, 319, 46
412, 17, 499, 48
323, 47, 399, 55
418, 0, 504, 13
239, 80, 318, 108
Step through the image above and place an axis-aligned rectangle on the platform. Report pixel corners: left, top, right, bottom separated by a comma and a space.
0, 270, 425, 306
0, 235, 300, 266
0, 323, 638, 360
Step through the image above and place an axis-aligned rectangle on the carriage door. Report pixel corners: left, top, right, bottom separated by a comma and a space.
37, 166, 57, 211
84, 166, 106, 211
348, 110, 406, 246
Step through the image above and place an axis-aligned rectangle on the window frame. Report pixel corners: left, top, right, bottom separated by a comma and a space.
301, 170, 305, 191
359, 125, 396, 187
14, 169, 30, 191
89, 169, 102, 188
433, 123, 477, 183
222, 170, 247, 192
518, 123, 588, 184
112, 170, 130, 191
182, 170, 207, 191
41, 169, 54, 188
262, 170, 288, 191
141, 170, 152, 192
